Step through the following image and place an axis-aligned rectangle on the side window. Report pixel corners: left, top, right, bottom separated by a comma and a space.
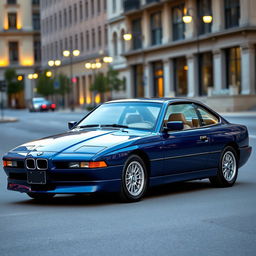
196, 106, 219, 126
164, 103, 200, 130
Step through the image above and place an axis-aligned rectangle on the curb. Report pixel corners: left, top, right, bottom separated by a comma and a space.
0, 118, 19, 123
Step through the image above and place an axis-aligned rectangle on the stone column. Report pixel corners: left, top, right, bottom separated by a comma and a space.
162, 3, 171, 44
213, 49, 226, 93
126, 66, 134, 98
144, 63, 152, 98
163, 59, 173, 97
241, 44, 256, 95
187, 54, 198, 97
142, 10, 150, 48
212, 0, 224, 32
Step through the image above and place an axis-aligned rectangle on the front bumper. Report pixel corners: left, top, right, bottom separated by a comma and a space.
5, 165, 123, 194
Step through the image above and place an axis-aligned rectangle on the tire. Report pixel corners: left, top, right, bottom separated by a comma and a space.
209, 146, 238, 187
120, 155, 148, 202
27, 192, 55, 201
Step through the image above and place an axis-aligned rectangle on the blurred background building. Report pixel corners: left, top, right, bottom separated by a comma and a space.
40, 0, 110, 107
0, 0, 41, 108
119, 0, 256, 111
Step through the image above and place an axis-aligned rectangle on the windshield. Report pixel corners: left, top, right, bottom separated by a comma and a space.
77, 102, 162, 131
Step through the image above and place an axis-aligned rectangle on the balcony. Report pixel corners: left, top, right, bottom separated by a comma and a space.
124, 0, 140, 13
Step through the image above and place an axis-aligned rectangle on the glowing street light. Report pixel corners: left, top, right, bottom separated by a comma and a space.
123, 33, 132, 41
182, 15, 193, 24
48, 60, 55, 67
46, 71, 53, 78
203, 15, 213, 24
54, 60, 61, 66
103, 56, 113, 63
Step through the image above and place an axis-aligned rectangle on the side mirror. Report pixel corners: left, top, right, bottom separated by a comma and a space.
68, 121, 77, 130
166, 121, 184, 131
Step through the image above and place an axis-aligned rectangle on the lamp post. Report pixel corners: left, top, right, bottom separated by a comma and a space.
28, 73, 39, 99
63, 49, 80, 111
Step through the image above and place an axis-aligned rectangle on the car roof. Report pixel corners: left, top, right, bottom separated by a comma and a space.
106, 98, 203, 105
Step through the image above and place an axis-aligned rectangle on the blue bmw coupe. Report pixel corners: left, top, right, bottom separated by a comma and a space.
3, 98, 252, 202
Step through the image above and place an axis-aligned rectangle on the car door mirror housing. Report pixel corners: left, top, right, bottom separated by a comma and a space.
68, 121, 77, 130
166, 121, 184, 131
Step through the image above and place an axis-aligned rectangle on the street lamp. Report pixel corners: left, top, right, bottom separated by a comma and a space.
63, 49, 80, 111
28, 73, 38, 99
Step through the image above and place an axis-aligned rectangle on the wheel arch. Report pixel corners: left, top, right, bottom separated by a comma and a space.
225, 142, 240, 160
129, 149, 151, 176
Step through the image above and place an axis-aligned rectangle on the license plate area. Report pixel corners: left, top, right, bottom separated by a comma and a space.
27, 171, 46, 184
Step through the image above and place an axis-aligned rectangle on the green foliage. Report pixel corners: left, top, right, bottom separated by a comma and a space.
56, 73, 71, 96
90, 67, 124, 94
4, 68, 24, 95
106, 67, 124, 92
36, 71, 54, 97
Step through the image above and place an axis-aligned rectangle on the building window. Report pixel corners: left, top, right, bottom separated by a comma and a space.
75, 34, 78, 49
92, 29, 95, 48
80, 33, 84, 52
74, 3, 78, 23
65, 37, 68, 50
59, 11, 62, 29
91, 0, 94, 16
85, 0, 88, 19
225, 0, 240, 29
64, 9, 67, 27
69, 36, 73, 50
150, 12, 162, 46
197, 0, 212, 34
199, 52, 213, 96
7, 0, 16, 4
34, 40, 41, 62
80, 1, 83, 20
86, 31, 90, 50
174, 57, 188, 96
172, 5, 185, 41
8, 13, 17, 29
54, 13, 57, 31
69, 6, 72, 25
9, 42, 19, 63
112, 0, 116, 13
131, 18, 142, 50
226, 47, 241, 93
104, 0, 107, 10
32, 0, 40, 5
113, 32, 118, 56
55, 41, 58, 59
152, 61, 164, 97
98, 26, 102, 47
105, 25, 108, 46
133, 65, 144, 97
60, 40, 63, 56
97, 0, 101, 13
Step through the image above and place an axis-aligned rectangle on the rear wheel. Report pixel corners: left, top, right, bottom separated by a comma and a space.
27, 193, 55, 201
120, 155, 148, 202
209, 146, 238, 187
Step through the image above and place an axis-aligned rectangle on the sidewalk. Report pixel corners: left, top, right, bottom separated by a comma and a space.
0, 117, 18, 123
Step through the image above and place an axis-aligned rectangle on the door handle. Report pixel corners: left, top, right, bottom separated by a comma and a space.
200, 136, 209, 142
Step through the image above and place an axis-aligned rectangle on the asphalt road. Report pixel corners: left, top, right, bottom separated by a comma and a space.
0, 110, 255, 256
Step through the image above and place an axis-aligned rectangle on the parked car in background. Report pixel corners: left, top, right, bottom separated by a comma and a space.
29, 97, 56, 112
3, 98, 252, 202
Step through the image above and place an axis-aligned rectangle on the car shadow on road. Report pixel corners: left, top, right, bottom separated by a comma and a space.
10, 180, 221, 207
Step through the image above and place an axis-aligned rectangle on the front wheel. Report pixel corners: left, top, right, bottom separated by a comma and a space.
209, 146, 238, 187
120, 155, 148, 202
27, 192, 55, 201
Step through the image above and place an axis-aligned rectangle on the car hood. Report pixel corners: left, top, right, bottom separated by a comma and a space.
11, 129, 150, 156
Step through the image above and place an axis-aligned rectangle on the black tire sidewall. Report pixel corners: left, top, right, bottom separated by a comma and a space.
121, 155, 148, 202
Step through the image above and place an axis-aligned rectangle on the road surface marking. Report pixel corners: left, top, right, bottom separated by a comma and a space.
249, 135, 256, 139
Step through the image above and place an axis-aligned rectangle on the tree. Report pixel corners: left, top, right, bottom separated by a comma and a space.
36, 71, 54, 97
90, 67, 124, 102
4, 68, 24, 95
56, 73, 71, 96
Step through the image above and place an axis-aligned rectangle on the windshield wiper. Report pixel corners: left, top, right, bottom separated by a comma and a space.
101, 124, 129, 129
77, 124, 100, 128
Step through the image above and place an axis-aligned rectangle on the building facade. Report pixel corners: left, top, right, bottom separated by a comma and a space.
0, 0, 41, 108
123, 0, 256, 111
40, 0, 110, 106
107, 0, 129, 99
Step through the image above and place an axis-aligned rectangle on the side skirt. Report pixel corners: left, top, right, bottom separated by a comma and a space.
149, 169, 217, 187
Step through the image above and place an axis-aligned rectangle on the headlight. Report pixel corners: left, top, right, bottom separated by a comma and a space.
68, 161, 107, 169
3, 160, 18, 167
